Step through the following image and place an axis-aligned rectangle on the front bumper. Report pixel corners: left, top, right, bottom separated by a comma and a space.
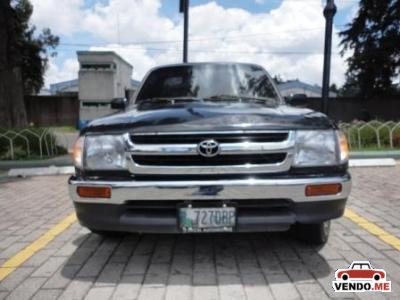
69, 174, 351, 233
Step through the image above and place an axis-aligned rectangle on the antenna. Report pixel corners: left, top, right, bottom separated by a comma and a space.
117, 12, 121, 45
179, 0, 189, 62
322, 0, 337, 114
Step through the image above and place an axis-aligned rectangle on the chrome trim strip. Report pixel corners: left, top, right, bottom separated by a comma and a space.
128, 141, 295, 156
69, 174, 351, 204
129, 144, 198, 155
131, 130, 290, 136
127, 154, 293, 175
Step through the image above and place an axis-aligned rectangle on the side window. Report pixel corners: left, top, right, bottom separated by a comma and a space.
81, 63, 112, 70
361, 264, 370, 269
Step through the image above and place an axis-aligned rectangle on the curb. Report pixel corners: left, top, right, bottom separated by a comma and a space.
8, 166, 75, 177
350, 151, 400, 159
0, 155, 72, 171
349, 158, 397, 167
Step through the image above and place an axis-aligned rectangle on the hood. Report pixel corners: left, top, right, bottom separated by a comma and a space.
82, 101, 336, 134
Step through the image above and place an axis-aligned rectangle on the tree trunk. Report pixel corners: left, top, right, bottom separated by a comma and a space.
0, 0, 27, 127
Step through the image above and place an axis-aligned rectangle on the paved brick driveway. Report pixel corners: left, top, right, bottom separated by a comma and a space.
0, 167, 399, 300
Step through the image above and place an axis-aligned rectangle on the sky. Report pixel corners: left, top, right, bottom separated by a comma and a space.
29, 0, 359, 88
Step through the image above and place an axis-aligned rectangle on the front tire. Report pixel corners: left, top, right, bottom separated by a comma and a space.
291, 221, 331, 245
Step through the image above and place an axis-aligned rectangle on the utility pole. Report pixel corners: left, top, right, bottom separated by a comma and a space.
179, 0, 189, 63
322, 0, 337, 114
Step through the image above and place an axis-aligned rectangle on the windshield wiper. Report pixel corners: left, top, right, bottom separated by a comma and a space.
137, 97, 203, 104
240, 96, 277, 106
205, 94, 241, 101
205, 95, 277, 106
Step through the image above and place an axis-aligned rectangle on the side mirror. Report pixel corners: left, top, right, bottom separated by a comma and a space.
111, 98, 127, 110
285, 94, 308, 106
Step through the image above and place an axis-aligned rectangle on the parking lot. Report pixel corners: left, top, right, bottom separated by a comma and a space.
0, 167, 399, 300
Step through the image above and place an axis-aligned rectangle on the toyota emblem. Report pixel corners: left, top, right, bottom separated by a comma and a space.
197, 139, 220, 158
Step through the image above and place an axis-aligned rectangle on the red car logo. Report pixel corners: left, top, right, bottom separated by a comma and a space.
335, 261, 386, 281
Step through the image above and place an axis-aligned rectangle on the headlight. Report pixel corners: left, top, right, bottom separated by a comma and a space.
84, 135, 127, 170
293, 130, 346, 167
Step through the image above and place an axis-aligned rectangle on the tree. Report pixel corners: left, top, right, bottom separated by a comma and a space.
339, 0, 400, 99
15, 0, 59, 95
329, 83, 339, 94
0, 0, 59, 127
272, 75, 284, 85
338, 85, 359, 97
0, 0, 26, 127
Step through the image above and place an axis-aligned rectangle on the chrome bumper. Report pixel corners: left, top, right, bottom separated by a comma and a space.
69, 174, 351, 204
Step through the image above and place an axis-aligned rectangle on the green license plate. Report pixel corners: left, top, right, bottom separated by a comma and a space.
179, 207, 236, 232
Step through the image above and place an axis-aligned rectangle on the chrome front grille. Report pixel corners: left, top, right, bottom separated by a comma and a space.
131, 132, 289, 144
124, 131, 295, 175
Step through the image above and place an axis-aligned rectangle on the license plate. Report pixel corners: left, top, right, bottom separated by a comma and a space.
179, 207, 236, 232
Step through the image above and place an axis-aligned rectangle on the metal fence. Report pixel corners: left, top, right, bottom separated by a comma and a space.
339, 121, 400, 150
0, 128, 61, 160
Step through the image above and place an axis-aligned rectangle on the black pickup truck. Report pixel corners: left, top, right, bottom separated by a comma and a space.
69, 62, 351, 244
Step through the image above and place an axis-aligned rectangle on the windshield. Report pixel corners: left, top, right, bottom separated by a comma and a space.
135, 64, 281, 105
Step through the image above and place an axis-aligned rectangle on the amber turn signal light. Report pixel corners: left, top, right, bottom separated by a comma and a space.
338, 131, 349, 162
72, 137, 84, 168
305, 183, 342, 197
77, 186, 111, 198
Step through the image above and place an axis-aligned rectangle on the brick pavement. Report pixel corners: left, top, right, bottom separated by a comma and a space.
0, 167, 399, 299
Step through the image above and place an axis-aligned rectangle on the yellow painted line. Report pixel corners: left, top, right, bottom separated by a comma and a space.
345, 208, 400, 251
0, 213, 76, 282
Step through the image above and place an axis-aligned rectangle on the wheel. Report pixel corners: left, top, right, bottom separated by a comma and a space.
342, 273, 349, 281
374, 274, 381, 281
89, 229, 126, 237
291, 221, 331, 245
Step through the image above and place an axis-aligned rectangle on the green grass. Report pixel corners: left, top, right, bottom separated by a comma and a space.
1, 155, 53, 161
49, 126, 78, 133
351, 146, 396, 151
350, 146, 400, 152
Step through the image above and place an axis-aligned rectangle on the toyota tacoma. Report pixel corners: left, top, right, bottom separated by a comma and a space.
69, 62, 351, 244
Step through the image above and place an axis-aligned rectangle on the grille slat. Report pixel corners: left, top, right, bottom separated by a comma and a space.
131, 132, 288, 144
132, 153, 286, 166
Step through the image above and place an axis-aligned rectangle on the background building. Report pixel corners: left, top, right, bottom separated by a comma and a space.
278, 79, 337, 98
50, 79, 79, 95
49, 51, 140, 128
78, 51, 139, 126
50, 78, 139, 96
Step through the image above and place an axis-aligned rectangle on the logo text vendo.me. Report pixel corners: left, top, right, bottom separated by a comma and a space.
332, 261, 391, 293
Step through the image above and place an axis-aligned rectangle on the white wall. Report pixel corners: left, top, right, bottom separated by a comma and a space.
79, 70, 115, 101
